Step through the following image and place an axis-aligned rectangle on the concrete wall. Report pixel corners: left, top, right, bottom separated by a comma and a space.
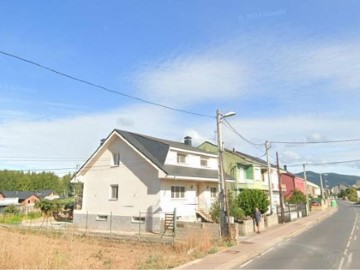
73, 212, 162, 233
175, 221, 220, 241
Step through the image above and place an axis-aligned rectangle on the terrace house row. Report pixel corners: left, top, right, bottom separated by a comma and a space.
72, 129, 319, 233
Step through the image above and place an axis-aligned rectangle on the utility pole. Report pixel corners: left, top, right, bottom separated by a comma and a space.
216, 109, 235, 239
320, 173, 324, 203
265, 141, 273, 215
217, 110, 228, 238
276, 152, 285, 223
303, 164, 309, 216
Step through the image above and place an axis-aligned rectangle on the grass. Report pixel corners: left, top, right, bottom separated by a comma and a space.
0, 226, 226, 269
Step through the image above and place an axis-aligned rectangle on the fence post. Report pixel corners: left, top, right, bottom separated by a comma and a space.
110, 211, 112, 234
138, 212, 141, 238
173, 208, 177, 242
85, 211, 88, 233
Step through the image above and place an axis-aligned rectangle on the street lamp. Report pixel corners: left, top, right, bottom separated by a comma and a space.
216, 109, 236, 238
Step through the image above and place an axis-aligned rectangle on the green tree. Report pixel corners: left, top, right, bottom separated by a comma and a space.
237, 189, 270, 216
209, 191, 245, 222
286, 189, 306, 204
345, 187, 358, 202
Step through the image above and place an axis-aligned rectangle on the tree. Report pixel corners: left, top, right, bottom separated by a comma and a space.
209, 191, 245, 222
286, 189, 306, 204
237, 189, 270, 217
345, 187, 358, 202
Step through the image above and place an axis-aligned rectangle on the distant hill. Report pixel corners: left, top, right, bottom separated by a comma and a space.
294, 171, 360, 188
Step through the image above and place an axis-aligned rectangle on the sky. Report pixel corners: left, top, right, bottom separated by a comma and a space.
1, 0, 360, 180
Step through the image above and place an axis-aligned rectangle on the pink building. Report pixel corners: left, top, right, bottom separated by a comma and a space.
281, 173, 306, 199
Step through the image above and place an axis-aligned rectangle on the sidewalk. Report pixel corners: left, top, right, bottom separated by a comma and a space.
176, 207, 338, 269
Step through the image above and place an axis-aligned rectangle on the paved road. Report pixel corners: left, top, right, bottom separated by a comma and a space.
239, 200, 360, 269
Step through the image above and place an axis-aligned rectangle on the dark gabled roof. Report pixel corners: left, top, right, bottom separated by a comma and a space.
1, 191, 39, 200
35, 190, 56, 199
114, 130, 216, 175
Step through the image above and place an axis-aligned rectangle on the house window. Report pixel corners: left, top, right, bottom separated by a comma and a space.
112, 152, 120, 166
200, 157, 208, 167
171, 186, 185, 198
132, 216, 145, 223
96, 215, 108, 221
210, 187, 217, 198
110, 185, 119, 200
177, 153, 186, 164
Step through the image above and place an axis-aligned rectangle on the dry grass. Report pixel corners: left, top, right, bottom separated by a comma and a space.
0, 226, 222, 269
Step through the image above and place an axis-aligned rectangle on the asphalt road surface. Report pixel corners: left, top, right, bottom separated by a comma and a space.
239, 200, 360, 269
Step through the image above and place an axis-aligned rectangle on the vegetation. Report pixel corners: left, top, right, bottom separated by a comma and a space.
338, 187, 358, 202
286, 189, 307, 204
0, 227, 223, 269
237, 189, 270, 216
0, 170, 73, 196
35, 198, 74, 220
209, 191, 245, 222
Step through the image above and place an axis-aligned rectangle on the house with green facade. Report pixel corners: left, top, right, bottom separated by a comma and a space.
198, 141, 270, 193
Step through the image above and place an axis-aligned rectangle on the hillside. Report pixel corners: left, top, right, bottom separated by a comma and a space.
294, 171, 360, 188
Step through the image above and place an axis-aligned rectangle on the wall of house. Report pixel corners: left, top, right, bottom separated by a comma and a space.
160, 180, 218, 221
294, 177, 306, 193
74, 135, 163, 232
165, 149, 218, 169
281, 173, 295, 198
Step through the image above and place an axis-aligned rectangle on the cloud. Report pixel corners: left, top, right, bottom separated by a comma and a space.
133, 54, 249, 107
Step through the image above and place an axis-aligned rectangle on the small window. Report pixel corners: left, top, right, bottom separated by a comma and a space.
96, 215, 108, 221
200, 157, 208, 167
171, 186, 185, 198
110, 184, 119, 200
132, 216, 145, 223
177, 154, 186, 164
112, 152, 120, 166
210, 187, 217, 198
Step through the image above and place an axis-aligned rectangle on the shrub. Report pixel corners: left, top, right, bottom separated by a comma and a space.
237, 189, 269, 216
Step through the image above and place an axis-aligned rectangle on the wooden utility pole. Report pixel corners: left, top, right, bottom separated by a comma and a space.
303, 164, 309, 216
276, 152, 285, 223
265, 141, 273, 215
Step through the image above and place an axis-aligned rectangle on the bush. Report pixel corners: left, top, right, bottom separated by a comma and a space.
237, 189, 269, 216
3, 205, 19, 214
209, 191, 245, 222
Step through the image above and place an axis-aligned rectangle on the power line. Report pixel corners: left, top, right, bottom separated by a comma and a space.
286, 158, 360, 167
270, 138, 360, 145
0, 50, 214, 119
222, 118, 264, 155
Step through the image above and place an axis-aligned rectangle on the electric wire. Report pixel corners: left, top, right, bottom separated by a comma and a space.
0, 50, 214, 118
285, 158, 360, 167
270, 138, 360, 144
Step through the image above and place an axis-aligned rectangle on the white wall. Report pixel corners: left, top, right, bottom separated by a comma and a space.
80, 135, 161, 217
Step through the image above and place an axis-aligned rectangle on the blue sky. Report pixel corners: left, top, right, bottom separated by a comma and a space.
1, 1, 360, 179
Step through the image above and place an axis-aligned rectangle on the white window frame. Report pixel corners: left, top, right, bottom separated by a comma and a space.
200, 157, 208, 167
210, 187, 217, 198
96, 215, 108, 221
132, 216, 146, 224
171, 186, 185, 198
177, 153, 186, 164
110, 184, 119, 200
112, 152, 120, 166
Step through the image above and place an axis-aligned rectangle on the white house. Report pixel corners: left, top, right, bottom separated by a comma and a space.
72, 129, 231, 232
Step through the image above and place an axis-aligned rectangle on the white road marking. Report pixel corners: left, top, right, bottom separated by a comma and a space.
347, 252, 353, 265
338, 257, 345, 270
261, 247, 274, 256
239, 259, 254, 268
354, 235, 357, 241
338, 209, 358, 269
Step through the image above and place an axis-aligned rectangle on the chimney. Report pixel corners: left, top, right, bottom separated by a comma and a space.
100, 138, 106, 146
184, 136, 192, 146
